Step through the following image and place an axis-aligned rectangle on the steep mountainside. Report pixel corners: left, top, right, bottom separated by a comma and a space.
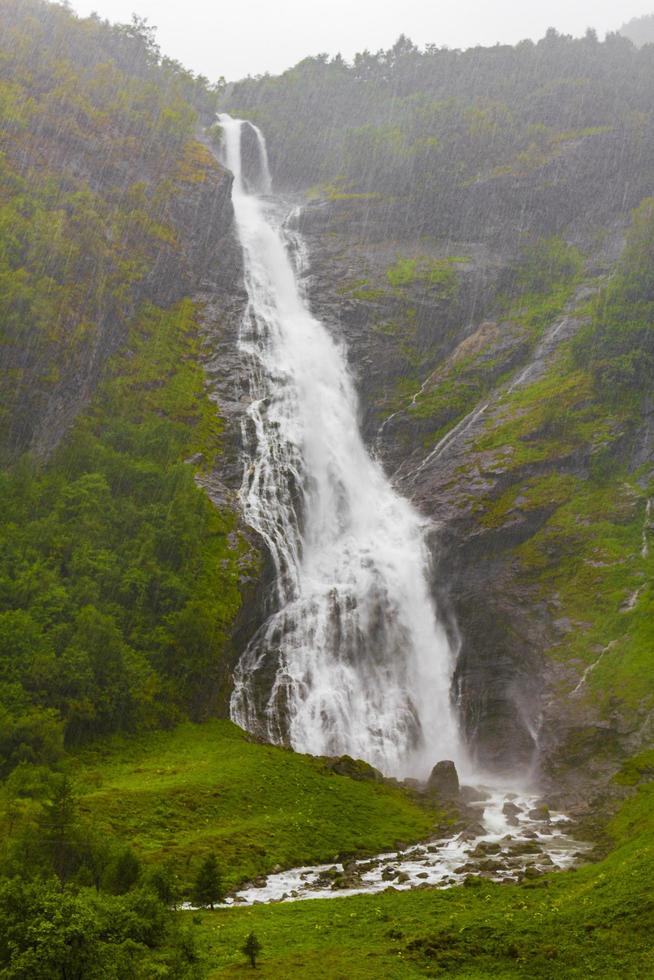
1, 6, 654, 976
0, 0, 257, 771
225, 34, 654, 795
0, 0, 237, 462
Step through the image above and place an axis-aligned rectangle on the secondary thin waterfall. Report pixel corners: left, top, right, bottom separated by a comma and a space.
220, 114, 463, 778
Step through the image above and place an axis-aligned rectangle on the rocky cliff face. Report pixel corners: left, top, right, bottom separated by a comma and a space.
293, 190, 653, 795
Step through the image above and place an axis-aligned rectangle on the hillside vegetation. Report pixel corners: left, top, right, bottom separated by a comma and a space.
0, 0, 224, 461
226, 30, 654, 240
0, 4, 252, 974
191, 760, 654, 977
1, 3, 654, 977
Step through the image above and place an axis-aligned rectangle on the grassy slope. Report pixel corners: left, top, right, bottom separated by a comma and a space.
72, 720, 436, 890
188, 771, 654, 978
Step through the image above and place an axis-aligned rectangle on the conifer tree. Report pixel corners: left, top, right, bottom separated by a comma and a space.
242, 931, 262, 969
192, 854, 223, 909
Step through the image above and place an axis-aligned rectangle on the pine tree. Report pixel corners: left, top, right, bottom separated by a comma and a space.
192, 854, 223, 909
38, 776, 78, 882
108, 847, 141, 894
242, 931, 262, 969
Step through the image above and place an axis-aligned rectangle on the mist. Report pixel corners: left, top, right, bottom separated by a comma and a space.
69, 0, 653, 80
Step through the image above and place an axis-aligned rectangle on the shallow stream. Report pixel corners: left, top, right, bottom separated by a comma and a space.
221, 788, 590, 906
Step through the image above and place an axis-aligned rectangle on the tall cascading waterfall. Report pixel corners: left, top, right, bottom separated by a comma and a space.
219, 114, 464, 778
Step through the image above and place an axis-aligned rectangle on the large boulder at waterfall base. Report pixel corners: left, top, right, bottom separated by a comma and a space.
427, 760, 460, 798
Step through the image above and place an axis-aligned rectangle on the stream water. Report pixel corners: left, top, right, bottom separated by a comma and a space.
197, 788, 589, 907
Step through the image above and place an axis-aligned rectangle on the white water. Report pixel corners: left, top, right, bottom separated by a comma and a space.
185, 789, 590, 907
219, 114, 463, 778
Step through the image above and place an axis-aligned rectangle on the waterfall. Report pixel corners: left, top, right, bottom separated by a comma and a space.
219, 113, 463, 778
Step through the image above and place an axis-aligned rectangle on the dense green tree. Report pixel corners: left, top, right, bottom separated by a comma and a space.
106, 847, 142, 895
145, 863, 180, 908
0, 300, 246, 772
242, 931, 262, 969
192, 854, 224, 910
575, 197, 654, 395
0, 876, 195, 979
225, 28, 654, 239
37, 775, 79, 883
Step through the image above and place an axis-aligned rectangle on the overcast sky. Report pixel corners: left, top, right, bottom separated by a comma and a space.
69, 0, 652, 82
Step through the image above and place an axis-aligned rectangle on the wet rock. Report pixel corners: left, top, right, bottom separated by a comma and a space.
502, 801, 522, 817
397, 872, 410, 883
478, 859, 508, 872
527, 804, 551, 822
252, 876, 267, 889
460, 785, 492, 803
457, 822, 487, 841
357, 860, 379, 873
427, 760, 460, 798
506, 840, 542, 855
417, 872, 430, 879
471, 841, 501, 857
314, 866, 342, 888
403, 777, 423, 790
331, 873, 362, 890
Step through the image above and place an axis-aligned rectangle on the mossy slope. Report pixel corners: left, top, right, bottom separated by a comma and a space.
72, 719, 436, 890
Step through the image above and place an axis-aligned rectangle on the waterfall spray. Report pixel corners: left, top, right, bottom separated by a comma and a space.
219, 113, 464, 778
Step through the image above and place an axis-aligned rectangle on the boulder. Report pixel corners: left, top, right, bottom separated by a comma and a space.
457, 821, 487, 841
460, 785, 491, 803
427, 760, 460, 798
502, 801, 522, 817
527, 804, 550, 822
471, 841, 501, 857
